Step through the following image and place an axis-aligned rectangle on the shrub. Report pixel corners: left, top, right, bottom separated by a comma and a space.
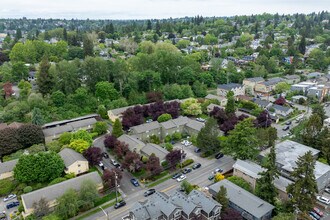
172, 132, 182, 141
214, 173, 225, 182
48, 178, 67, 186
23, 186, 33, 193
46, 141, 62, 153
157, 113, 172, 122
141, 156, 148, 163
165, 135, 171, 143
176, 159, 194, 169
0, 179, 15, 196
64, 173, 76, 179
93, 121, 108, 135
227, 176, 253, 192
161, 161, 169, 168
149, 135, 160, 144
164, 143, 173, 151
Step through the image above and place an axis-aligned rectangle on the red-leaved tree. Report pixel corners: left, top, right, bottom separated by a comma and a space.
104, 135, 118, 149
83, 147, 103, 166
165, 149, 183, 169
114, 141, 129, 159
122, 151, 143, 172
146, 154, 163, 176
102, 168, 123, 190
274, 96, 286, 106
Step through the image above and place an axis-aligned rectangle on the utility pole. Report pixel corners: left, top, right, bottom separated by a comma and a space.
114, 172, 118, 203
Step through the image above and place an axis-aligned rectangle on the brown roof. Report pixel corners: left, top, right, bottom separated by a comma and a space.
237, 95, 253, 101
7, 122, 23, 129
0, 123, 8, 130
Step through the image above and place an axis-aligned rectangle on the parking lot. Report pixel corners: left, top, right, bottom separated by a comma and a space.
0, 196, 20, 219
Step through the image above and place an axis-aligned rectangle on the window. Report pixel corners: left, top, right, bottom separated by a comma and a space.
146, 130, 149, 133
78, 164, 81, 167
78, 170, 81, 173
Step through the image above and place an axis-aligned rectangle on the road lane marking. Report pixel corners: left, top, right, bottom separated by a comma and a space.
161, 184, 177, 193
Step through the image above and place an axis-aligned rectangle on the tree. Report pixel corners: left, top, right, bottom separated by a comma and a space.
93, 121, 108, 135
69, 140, 90, 153
14, 151, 65, 183
298, 36, 306, 55
31, 108, 44, 125
95, 81, 119, 101
102, 168, 123, 190
256, 127, 278, 148
221, 208, 242, 220
225, 91, 236, 114
216, 185, 229, 210
51, 90, 66, 107
145, 154, 163, 176
274, 82, 291, 94
197, 117, 220, 154
181, 180, 194, 194
287, 151, 318, 213
0, 128, 22, 157
312, 104, 326, 123
78, 180, 99, 211
17, 124, 44, 148
274, 96, 286, 105
36, 56, 55, 96
12, 61, 29, 82
122, 151, 143, 172
222, 118, 260, 160
180, 98, 202, 116
104, 135, 118, 149
254, 110, 272, 128
97, 105, 108, 119
32, 197, 50, 218
55, 189, 79, 219
157, 113, 172, 123
192, 81, 207, 98
83, 35, 94, 57
214, 173, 225, 182
71, 130, 93, 145
165, 149, 184, 169
58, 132, 72, 146
302, 114, 323, 147
227, 176, 253, 192
18, 80, 32, 99
255, 145, 279, 205
112, 119, 124, 138
83, 147, 103, 166
3, 82, 13, 99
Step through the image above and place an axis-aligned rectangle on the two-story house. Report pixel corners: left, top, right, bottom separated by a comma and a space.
58, 148, 89, 175
255, 77, 285, 95
217, 83, 245, 97
242, 77, 264, 95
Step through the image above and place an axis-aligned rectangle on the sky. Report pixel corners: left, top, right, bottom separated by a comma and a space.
0, 0, 329, 20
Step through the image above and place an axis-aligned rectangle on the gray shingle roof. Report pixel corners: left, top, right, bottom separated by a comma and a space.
42, 114, 98, 128
0, 159, 18, 174
284, 75, 300, 80
205, 94, 227, 102
21, 172, 102, 210
244, 77, 264, 82
169, 191, 201, 215
253, 98, 272, 108
260, 77, 284, 86
209, 180, 274, 218
272, 104, 291, 113
131, 121, 160, 134
140, 143, 169, 161
58, 148, 87, 167
185, 119, 204, 132
118, 134, 145, 152
188, 190, 221, 214
160, 117, 189, 130
67, 118, 97, 130
217, 83, 243, 90
42, 124, 73, 137
233, 159, 266, 179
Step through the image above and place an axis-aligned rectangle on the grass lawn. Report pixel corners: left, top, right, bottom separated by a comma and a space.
132, 169, 146, 178
147, 175, 172, 188
94, 191, 121, 207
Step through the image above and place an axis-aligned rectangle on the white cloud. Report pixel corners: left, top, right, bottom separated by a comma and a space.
0, 0, 328, 19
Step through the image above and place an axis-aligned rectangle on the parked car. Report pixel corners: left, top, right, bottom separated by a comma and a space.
172, 173, 182, 179
176, 175, 186, 182
282, 126, 290, 131
324, 187, 330, 194
215, 152, 224, 159
192, 163, 201, 170
3, 194, 16, 202
317, 196, 330, 205
194, 148, 201, 153
102, 152, 109, 159
98, 162, 105, 170
130, 178, 139, 187
313, 207, 324, 217
196, 118, 206, 122
144, 189, 156, 197
114, 200, 126, 209
6, 201, 19, 209
285, 121, 292, 125
214, 168, 223, 174
146, 119, 153, 123
183, 168, 192, 174
309, 211, 321, 220
208, 175, 215, 180
309, 214, 317, 220
181, 140, 192, 146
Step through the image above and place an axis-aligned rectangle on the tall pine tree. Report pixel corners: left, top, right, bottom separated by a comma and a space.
112, 118, 124, 138
255, 145, 279, 205
286, 151, 318, 213
225, 91, 235, 114
36, 56, 55, 96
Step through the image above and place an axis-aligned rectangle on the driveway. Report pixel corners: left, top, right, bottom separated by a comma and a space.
0, 196, 19, 219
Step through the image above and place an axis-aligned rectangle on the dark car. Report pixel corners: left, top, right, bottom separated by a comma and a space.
144, 189, 156, 197
6, 201, 19, 209
208, 175, 215, 180
130, 178, 139, 187
172, 173, 182, 179
309, 211, 321, 220
192, 163, 201, 170
194, 148, 201, 153
102, 152, 109, 159
183, 168, 192, 174
114, 200, 126, 209
282, 126, 290, 131
285, 121, 292, 125
215, 152, 224, 159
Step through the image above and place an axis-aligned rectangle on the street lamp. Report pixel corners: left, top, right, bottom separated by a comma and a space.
114, 171, 118, 203
99, 206, 109, 220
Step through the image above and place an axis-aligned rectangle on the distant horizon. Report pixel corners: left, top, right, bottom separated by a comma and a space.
1, 0, 328, 20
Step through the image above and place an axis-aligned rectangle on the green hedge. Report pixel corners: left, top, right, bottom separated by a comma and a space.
0, 179, 16, 196
176, 159, 194, 169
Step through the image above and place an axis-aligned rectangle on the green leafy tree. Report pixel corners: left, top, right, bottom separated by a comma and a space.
32, 197, 50, 218
302, 114, 323, 147
55, 189, 79, 219
192, 81, 207, 98
222, 118, 260, 160
157, 113, 172, 122
14, 151, 65, 183
312, 104, 326, 123
286, 151, 318, 213
93, 121, 108, 135
69, 140, 90, 153
95, 81, 119, 101
54, 60, 81, 95
196, 117, 220, 154
17, 124, 44, 148
18, 80, 32, 99
51, 90, 66, 107
58, 132, 72, 146
255, 145, 279, 205
36, 56, 55, 96
71, 130, 93, 145
274, 82, 291, 94
83, 35, 94, 57
78, 180, 99, 211
225, 91, 235, 114
112, 119, 124, 138
97, 105, 108, 119
298, 36, 306, 55
216, 186, 229, 210
181, 180, 194, 194
31, 108, 44, 125
181, 98, 202, 116
12, 61, 29, 82
227, 176, 253, 192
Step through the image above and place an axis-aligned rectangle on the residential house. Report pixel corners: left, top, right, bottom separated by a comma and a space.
205, 94, 228, 106
0, 159, 18, 180
131, 121, 161, 141
217, 83, 245, 97
107, 105, 132, 122
283, 75, 300, 84
140, 143, 169, 162
118, 134, 145, 153
307, 72, 323, 79
233, 159, 266, 190
243, 77, 264, 95
253, 98, 273, 109
206, 104, 223, 113
21, 172, 103, 217
209, 180, 274, 220
126, 190, 221, 220
260, 140, 330, 191
184, 119, 205, 136
291, 81, 317, 94
255, 77, 285, 95
42, 114, 98, 143
160, 117, 189, 138
273, 176, 293, 201
272, 104, 293, 117
307, 85, 330, 101
291, 95, 307, 103
58, 148, 89, 175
